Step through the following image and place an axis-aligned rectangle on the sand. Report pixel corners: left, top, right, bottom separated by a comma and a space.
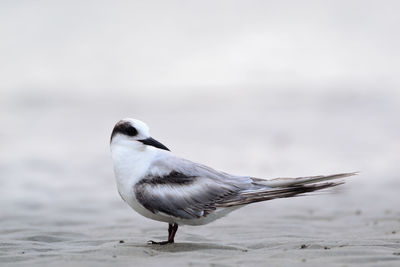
1, 88, 400, 266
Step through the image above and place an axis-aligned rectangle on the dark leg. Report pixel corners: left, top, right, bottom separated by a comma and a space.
168, 223, 178, 242
168, 223, 173, 237
148, 223, 179, 245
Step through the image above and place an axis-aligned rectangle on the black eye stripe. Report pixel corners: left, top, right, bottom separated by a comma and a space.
110, 122, 138, 142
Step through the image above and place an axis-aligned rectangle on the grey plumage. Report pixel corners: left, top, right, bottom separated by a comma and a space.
134, 153, 355, 220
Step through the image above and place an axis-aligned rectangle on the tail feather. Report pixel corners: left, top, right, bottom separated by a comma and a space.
252, 172, 357, 187
217, 172, 357, 208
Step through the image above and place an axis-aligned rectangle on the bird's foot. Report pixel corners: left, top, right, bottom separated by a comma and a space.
147, 240, 173, 245
147, 223, 178, 245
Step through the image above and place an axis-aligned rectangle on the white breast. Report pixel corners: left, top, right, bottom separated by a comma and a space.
111, 143, 176, 223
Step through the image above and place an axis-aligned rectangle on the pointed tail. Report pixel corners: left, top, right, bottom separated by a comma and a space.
252, 172, 357, 187
217, 172, 357, 207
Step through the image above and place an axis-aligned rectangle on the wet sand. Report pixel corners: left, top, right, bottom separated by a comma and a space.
1, 88, 400, 266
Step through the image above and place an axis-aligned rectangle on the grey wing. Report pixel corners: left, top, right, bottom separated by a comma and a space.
134, 153, 353, 220
133, 154, 256, 220
134, 171, 247, 220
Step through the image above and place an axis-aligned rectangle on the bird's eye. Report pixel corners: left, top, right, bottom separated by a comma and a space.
126, 126, 138, 136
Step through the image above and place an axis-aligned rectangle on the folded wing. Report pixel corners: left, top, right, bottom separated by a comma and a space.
135, 153, 356, 220
134, 171, 243, 220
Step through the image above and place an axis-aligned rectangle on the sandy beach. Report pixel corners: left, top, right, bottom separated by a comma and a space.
1, 88, 400, 267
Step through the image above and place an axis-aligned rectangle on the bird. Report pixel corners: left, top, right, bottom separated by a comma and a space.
110, 118, 355, 245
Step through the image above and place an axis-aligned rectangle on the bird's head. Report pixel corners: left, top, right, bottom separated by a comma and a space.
110, 118, 169, 151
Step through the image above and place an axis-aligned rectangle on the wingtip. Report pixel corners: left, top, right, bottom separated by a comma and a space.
341, 171, 359, 177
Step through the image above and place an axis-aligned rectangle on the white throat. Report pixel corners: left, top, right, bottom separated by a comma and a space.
110, 140, 157, 201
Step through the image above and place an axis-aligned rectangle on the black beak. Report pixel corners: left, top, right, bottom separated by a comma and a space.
139, 137, 170, 151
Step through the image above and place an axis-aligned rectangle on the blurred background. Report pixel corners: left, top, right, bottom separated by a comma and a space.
1, 1, 399, 266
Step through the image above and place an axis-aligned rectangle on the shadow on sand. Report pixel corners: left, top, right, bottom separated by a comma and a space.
125, 242, 246, 252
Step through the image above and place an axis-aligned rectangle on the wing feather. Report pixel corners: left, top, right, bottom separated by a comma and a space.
134, 153, 353, 220
134, 172, 241, 219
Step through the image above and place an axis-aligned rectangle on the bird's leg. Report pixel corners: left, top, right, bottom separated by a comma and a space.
168, 223, 178, 242
168, 223, 173, 238
148, 223, 179, 245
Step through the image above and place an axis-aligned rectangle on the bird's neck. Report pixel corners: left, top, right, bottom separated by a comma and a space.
111, 144, 156, 196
